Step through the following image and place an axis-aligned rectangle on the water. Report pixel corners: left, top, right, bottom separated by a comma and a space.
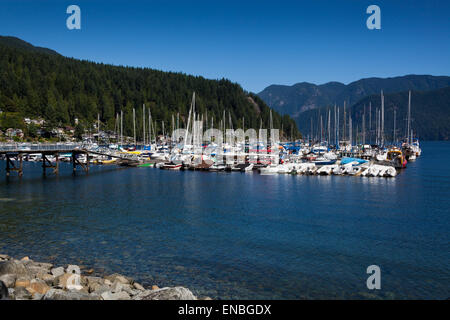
0, 142, 449, 299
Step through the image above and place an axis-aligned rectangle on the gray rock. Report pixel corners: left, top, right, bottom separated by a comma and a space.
32, 293, 44, 300
92, 284, 111, 295
66, 265, 81, 275
105, 273, 132, 285
0, 274, 16, 288
101, 291, 131, 300
111, 280, 124, 293
133, 282, 145, 291
51, 267, 65, 277
0, 260, 29, 277
27, 265, 50, 277
30, 262, 53, 271
0, 254, 10, 261
43, 288, 100, 300
13, 286, 32, 300
133, 287, 197, 300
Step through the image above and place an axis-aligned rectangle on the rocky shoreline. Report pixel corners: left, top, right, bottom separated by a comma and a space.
0, 254, 208, 300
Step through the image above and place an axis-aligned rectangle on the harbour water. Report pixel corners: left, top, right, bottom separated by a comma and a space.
0, 141, 448, 299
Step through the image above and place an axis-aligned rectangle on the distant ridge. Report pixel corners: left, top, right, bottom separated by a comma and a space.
0, 36, 60, 56
294, 86, 450, 141
258, 75, 450, 116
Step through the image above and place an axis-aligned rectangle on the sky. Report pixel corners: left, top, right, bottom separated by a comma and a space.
0, 0, 449, 92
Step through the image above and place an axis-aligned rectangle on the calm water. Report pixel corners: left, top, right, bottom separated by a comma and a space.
0, 142, 449, 299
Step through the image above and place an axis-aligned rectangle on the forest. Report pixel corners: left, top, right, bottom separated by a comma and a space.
0, 37, 300, 140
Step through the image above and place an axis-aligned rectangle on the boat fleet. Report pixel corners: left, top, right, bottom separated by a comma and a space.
1, 90, 422, 178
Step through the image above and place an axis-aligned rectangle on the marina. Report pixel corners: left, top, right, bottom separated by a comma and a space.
0, 91, 422, 180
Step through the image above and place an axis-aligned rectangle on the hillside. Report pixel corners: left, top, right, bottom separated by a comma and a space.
0, 36, 300, 139
258, 75, 450, 119
295, 86, 450, 141
0, 36, 60, 56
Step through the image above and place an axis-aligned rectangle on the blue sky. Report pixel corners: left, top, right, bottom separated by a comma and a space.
1, 0, 449, 92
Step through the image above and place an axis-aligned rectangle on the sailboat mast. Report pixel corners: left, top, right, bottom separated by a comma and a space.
381, 90, 385, 146
407, 90, 411, 144
133, 108, 136, 145
120, 110, 123, 147
142, 104, 145, 146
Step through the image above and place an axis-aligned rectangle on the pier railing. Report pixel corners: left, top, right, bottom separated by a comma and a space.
0, 143, 83, 152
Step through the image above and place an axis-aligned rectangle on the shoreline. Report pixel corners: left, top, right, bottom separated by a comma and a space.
0, 253, 210, 300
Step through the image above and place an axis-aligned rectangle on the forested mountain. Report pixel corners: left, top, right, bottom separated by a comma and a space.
295, 86, 450, 141
0, 36, 300, 139
258, 75, 450, 118
0, 36, 60, 56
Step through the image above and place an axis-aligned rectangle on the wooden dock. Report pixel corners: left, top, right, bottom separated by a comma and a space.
0, 144, 139, 177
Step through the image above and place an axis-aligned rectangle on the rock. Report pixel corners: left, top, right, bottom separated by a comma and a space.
133, 282, 145, 291
0, 260, 29, 277
13, 286, 32, 300
199, 297, 213, 300
32, 293, 44, 300
101, 291, 131, 300
86, 268, 94, 275
51, 267, 65, 277
26, 279, 50, 295
0, 280, 8, 300
105, 273, 131, 285
43, 288, 101, 300
27, 265, 51, 278
37, 273, 55, 286
21, 257, 30, 262
31, 262, 53, 271
15, 278, 31, 288
85, 276, 105, 293
66, 265, 81, 275
92, 284, 111, 295
111, 281, 124, 293
104, 279, 112, 286
0, 254, 10, 261
0, 274, 16, 288
152, 285, 160, 290
133, 287, 197, 300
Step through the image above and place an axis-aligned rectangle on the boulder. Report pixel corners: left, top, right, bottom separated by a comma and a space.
51, 267, 65, 277
12, 286, 32, 300
0, 260, 29, 277
105, 273, 132, 285
92, 284, 111, 295
27, 265, 51, 278
0, 280, 8, 300
26, 279, 50, 295
133, 287, 197, 300
43, 288, 100, 300
133, 282, 145, 291
0, 274, 16, 288
101, 291, 131, 300
36, 273, 55, 286
15, 278, 31, 288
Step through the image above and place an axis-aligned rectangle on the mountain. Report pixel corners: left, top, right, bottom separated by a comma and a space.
0, 36, 60, 56
295, 86, 450, 141
258, 75, 450, 117
0, 36, 299, 139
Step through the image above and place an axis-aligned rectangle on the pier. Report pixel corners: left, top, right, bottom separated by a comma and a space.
0, 143, 137, 177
